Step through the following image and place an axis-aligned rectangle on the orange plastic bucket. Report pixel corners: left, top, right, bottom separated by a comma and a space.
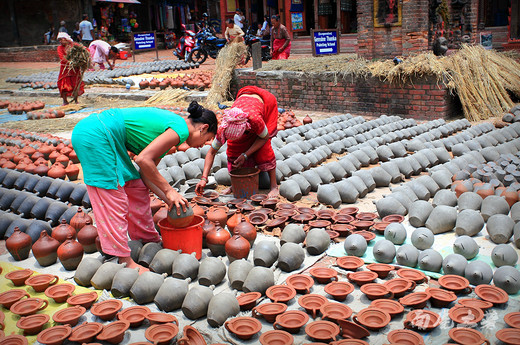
158, 215, 204, 259
229, 167, 260, 199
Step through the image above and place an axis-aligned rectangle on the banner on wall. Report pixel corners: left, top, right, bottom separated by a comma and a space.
291, 12, 304, 31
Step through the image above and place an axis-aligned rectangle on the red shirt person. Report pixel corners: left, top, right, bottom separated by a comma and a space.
56, 32, 85, 105
270, 15, 291, 60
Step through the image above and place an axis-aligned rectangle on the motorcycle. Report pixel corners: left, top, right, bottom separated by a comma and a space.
173, 24, 196, 62
188, 28, 227, 64
243, 27, 271, 64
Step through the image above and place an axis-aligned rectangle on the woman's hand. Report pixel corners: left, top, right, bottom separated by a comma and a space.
195, 179, 207, 195
166, 189, 188, 215
232, 153, 247, 168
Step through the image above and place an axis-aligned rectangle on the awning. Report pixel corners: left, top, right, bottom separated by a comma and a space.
96, 0, 141, 4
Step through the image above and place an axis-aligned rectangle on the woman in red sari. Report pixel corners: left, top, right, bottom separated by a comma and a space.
196, 86, 280, 198
57, 32, 85, 105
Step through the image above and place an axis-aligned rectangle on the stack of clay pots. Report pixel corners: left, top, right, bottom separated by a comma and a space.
6, 101, 45, 114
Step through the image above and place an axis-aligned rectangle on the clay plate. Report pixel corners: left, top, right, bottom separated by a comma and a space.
496, 328, 520, 345
305, 320, 340, 342
396, 268, 427, 284
10, 298, 48, 316
448, 305, 484, 325
259, 330, 294, 345
370, 299, 404, 317
266, 285, 297, 303
324, 281, 355, 301
320, 302, 353, 322
336, 256, 364, 271
298, 294, 328, 318
36, 325, 72, 345
448, 328, 489, 345
252, 303, 288, 323
5, 269, 33, 286
404, 310, 441, 331
286, 274, 314, 294
474, 284, 509, 305
177, 325, 207, 345
353, 308, 391, 331
273, 310, 310, 334
145, 323, 179, 345
117, 306, 150, 328
505, 312, 520, 329
44, 283, 76, 303
225, 317, 262, 340
309, 267, 338, 284
68, 322, 104, 343
387, 329, 425, 345
237, 292, 262, 311
458, 298, 493, 311
16, 314, 50, 335
91, 300, 123, 321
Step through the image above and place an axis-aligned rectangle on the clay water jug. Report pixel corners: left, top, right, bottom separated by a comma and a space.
74, 257, 103, 286
227, 210, 249, 234
491, 244, 518, 267
384, 223, 406, 245
57, 234, 84, 270
396, 244, 419, 267
344, 234, 367, 257
493, 266, 520, 294
411, 228, 434, 250
228, 259, 253, 290
154, 277, 191, 312
464, 260, 493, 285
306, 228, 330, 255
130, 271, 167, 305
280, 224, 306, 245
32, 231, 60, 267
6, 227, 32, 261
234, 213, 257, 247
138, 242, 162, 268
418, 249, 443, 272
225, 230, 251, 262
70, 208, 92, 231
453, 236, 479, 260
373, 240, 396, 264
172, 252, 199, 280
253, 241, 279, 267
149, 249, 180, 275
76, 219, 98, 253
278, 243, 305, 272
91, 262, 126, 290
207, 292, 240, 327
182, 285, 214, 319
207, 206, 228, 228
242, 266, 275, 294
111, 267, 139, 298
206, 225, 231, 257
442, 254, 468, 276
198, 257, 226, 286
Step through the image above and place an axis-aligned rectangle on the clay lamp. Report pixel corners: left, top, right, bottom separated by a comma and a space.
68, 322, 104, 343
352, 230, 376, 243
448, 328, 490, 345
202, 190, 219, 200
496, 328, 520, 345
256, 207, 274, 216
324, 281, 355, 301
237, 201, 256, 213
336, 256, 364, 271
52, 305, 86, 326
96, 320, 130, 344
326, 230, 340, 241
387, 329, 425, 345
426, 287, 457, 308
396, 268, 428, 284
91, 299, 123, 321
248, 212, 268, 226
351, 221, 374, 231
0, 335, 29, 345
273, 310, 310, 334
297, 207, 316, 216
44, 283, 76, 303
192, 196, 212, 206
346, 271, 378, 286
398, 291, 431, 309
259, 330, 294, 345
474, 284, 509, 305
370, 299, 404, 318
403, 310, 441, 331
67, 291, 98, 309
0, 289, 30, 309
145, 323, 179, 345
305, 320, 340, 343
36, 325, 72, 345
5, 269, 33, 286
286, 274, 314, 294
10, 298, 48, 317
320, 302, 353, 322
224, 317, 262, 340
298, 294, 328, 318
352, 308, 391, 331
355, 212, 377, 221
260, 199, 277, 210
331, 214, 355, 224
505, 312, 520, 329
25, 274, 59, 293
316, 209, 335, 220
250, 194, 267, 205
458, 298, 493, 311
265, 216, 288, 229
366, 263, 395, 279
438, 275, 472, 294
309, 267, 338, 284
372, 222, 390, 234
330, 224, 355, 237
177, 325, 206, 345
146, 312, 179, 326
266, 285, 297, 304
252, 303, 288, 323
382, 214, 405, 223
383, 278, 416, 298
237, 292, 262, 311
117, 306, 150, 328
448, 305, 484, 325
291, 213, 315, 224
16, 314, 50, 335
309, 219, 332, 228
360, 283, 394, 300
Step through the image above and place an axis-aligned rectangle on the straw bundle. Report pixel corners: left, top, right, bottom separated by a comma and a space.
144, 88, 191, 105
65, 45, 91, 72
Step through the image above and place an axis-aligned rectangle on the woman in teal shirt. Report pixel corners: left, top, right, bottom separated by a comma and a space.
71, 102, 217, 273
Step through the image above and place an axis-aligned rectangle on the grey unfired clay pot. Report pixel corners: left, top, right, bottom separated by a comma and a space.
344, 234, 367, 257
408, 201, 433, 228
411, 228, 435, 250
375, 197, 407, 218
90, 262, 125, 290
154, 277, 190, 312
384, 223, 406, 245
317, 184, 342, 208
335, 180, 359, 203
281, 224, 306, 245
198, 257, 226, 286
486, 214, 515, 244
464, 260, 493, 286
373, 240, 396, 264
453, 235, 480, 260
396, 244, 419, 267
493, 266, 520, 294
481, 196, 510, 221
455, 209, 485, 237
130, 271, 167, 305
457, 192, 483, 211
278, 243, 305, 272
425, 205, 457, 234
149, 249, 180, 275
228, 259, 253, 290
253, 241, 279, 267
182, 285, 214, 319
128, 240, 143, 263
138, 242, 162, 268
172, 252, 199, 280
74, 257, 102, 287
442, 254, 468, 276
207, 292, 240, 327
418, 249, 443, 272
432, 190, 457, 207
242, 266, 275, 294
491, 244, 519, 267
111, 267, 139, 298
306, 228, 330, 255
280, 180, 302, 202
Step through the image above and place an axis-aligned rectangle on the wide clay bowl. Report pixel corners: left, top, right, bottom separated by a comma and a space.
360, 283, 393, 300
36, 325, 72, 345
52, 305, 86, 326
316, 209, 335, 220
286, 274, 314, 294
265, 216, 288, 229
331, 340, 369, 345
336, 256, 364, 271
372, 222, 390, 234
474, 284, 509, 305
177, 325, 206, 345
426, 287, 457, 308
399, 292, 431, 309
0, 335, 29, 345
352, 230, 376, 243
67, 291, 98, 309
25, 274, 59, 292
266, 285, 297, 303
96, 320, 130, 344
250, 194, 267, 204
331, 214, 355, 224
298, 294, 328, 318
10, 297, 48, 316
16, 314, 50, 335
5, 269, 33, 286
324, 281, 355, 301
248, 212, 268, 226
404, 310, 441, 331
91, 299, 123, 321
45, 283, 76, 303
356, 212, 377, 221
69, 322, 104, 343
384, 278, 416, 298
320, 302, 353, 322
309, 219, 332, 228
273, 310, 310, 334
259, 330, 294, 345
438, 275, 471, 294
237, 201, 256, 213
203, 190, 219, 200
448, 305, 484, 325
370, 299, 404, 318
505, 312, 520, 329
338, 207, 359, 216
387, 329, 425, 345
458, 298, 493, 311
117, 306, 150, 328
449, 328, 489, 345
351, 221, 374, 231
382, 214, 405, 223
146, 312, 179, 325
252, 302, 288, 323
396, 268, 427, 284
305, 320, 340, 342
309, 267, 338, 284
330, 223, 354, 236
277, 203, 297, 211
292, 213, 315, 223
337, 319, 370, 340
366, 263, 395, 279
353, 308, 391, 331
237, 292, 262, 311
297, 207, 316, 215
496, 328, 520, 345
346, 271, 378, 286
145, 323, 179, 345
225, 317, 262, 340
275, 209, 298, 218
0, 289, 30, 309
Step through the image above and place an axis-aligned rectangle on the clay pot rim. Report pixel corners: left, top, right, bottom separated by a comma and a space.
36, 325, 72, 345
474, 284, 509, 305
266, 285, 297, 303
496, 328, 520, 345
68, 322, 104, 342
44, 283, 76, 300
370, 299, 404, 316
504, 312, 520, 329
52, 305, 86, 323
145, 323, 179, 344
354, 308, 391, 330
259, 330, 294, 345
90, 299, 123, 320
448, 327, 488, 345
387, 329, 425, 345
225, 317, 262, 339
324, 281, 355, 296
448, 305, 484, 324
336, 256, 364, 270
16, 313, 50, 331
10, 298, 48, 316
305, 320, 341, 341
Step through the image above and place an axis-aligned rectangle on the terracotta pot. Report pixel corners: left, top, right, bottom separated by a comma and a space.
496, 329, 520, 345
366, 263, 395, 279
396, 268, 427, 284
383, 278, 416, 298
68, 322, 104, 343
177, 325, 206, 345
324, 281, 355, 301
387, 329, 425, 345
16, 314, 50, 335
146, 312, 179, 325
36, 325, 72, 345
52, 305, 86, 326
474, 284, 509, 305
225, 231, 250, 262
350, 221, 374, 231
438, 275, 471, 294
234, 213, 257, 246
320, 301, 353, 322
298, 294, 328, 318
6, 226, 32, 261
77, 219, 98, 253
273, 310, 310, 333
252, 302, 288, 323
336, 256, 364, 271
353, 308, 391, 331
360, 283, 393, 300
91, 300, 123, 321
116, 306, 150, 328
305, 320, 340, 342
65, 163, 80, 181
52, 219, 76, 243
309, 267, 338, 284
458, 298, 493, 311
331, 214, 355, 224
237, 292, 261, 311
316, 209, 335, 220
10, 298, 48, 316
404, 310, 441, 331
25, 274, 59, 292
4, 269, 33, 286
206, 225, 231, 257
286, 274, 314, 294
399, 291, 430, 309
44, 283, 75, 303
227, 210, 250, 233
448, 305, 484, 325
225, 317, 262, 340
426, 287, 457, 308
96, 320, 130, 344
337, 319, 370, 340
57, 234, 84, 270
266, 285, 297, 303
70, 208, 92, 231
32, 231, 60, 267
370, 299, 404, 318
352, 230, 376, 243
249, 211, 269, 226
67, 291, 98, 309
0, 289, 30, 309
145, 323, 179, 345
346, 271, 378, 286
356, 212, 377, 221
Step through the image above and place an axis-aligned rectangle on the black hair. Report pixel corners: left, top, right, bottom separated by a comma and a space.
187, 101, 218, 134
226, 18, 234, 24
82, 14, 88, 20
110, 46, 119, 54
271, 15, 280, 22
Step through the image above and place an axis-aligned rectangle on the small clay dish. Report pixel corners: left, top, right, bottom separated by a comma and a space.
69, 322, 104, 343
396, 268, 427, 284
448, 328, 489, 345
237, 292, 262, 311
277, 203, 297, 211
305, 320, 340, 342
52, 305, 86, 326
91, 299, 123, 321
252, 303, 288, 323
286, 274, 314, 294
10, 297, 48, 316
0, 289, 30, 309
426, 287, 457, 308
382, 215, 405, 223
370, 299, 404, 318
351, 221, 374, 231
145, 323, 179, 345
360, 283, 393, 300
237, 201, 256, 213
387, 329, 425, 345
383, 278, 416, 298
338, 207, 359, 216
292, 213, 315, 223
265, 216, 288, 229
260, 199, 277, 210
448, 305, 484, 325
117, 306, 150, 328
326, 230, 340, 240
273, 310, 310, 334
297, 207, 316, 216
336, 256, 364, 271
404, 310, 441, 331
192, 196, 212, 205
372, 222, 390, 234
225, 317, 262, 340
5, 269, 33, 286
309, 267, 338, 284
458, 298, 493, 311
67, 291, 98, 309
355, 212, 377, 221
259, 330, 294, 345
45, 283, 76, 303
496, 328, 520, 345
474, 284, 509, 305
298, 294, 328, 318
316, 209, 335, 220
309, 219, 332, 228
248, 212, 268, 226
266, 285, 297, 303
366, 263, 395, 279
36, 325, 72, 345
352, 230, 376, 243
346, 271, 378, 286
16, 314, 50, 335
256, 207, 274, 216
505, 312, 520, 329
250, 194, 267, 205
146, 312, 179, 325
331, 340, 369, 345
96, 320, 130, 344
177, 325, 206, 345
331, 214, 355, 224
0, 335, 29, 345
353, 308, 391, 331
320, 302, 353, 322
438, 275, 472, 294
203, 190, 219, 200
399, 292, 431, 309
337, 319, 370, 340
324, 281, 355, 301
25, 274, 59, 293
330, 223, 354, 237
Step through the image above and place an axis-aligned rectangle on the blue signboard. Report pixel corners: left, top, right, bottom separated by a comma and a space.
133, 32, 156, 50
312, 30, 339, 56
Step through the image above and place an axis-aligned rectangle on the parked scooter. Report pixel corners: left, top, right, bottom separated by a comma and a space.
243, 26, 271, 64
173, 24, 196, 62
188, 28, 227, 64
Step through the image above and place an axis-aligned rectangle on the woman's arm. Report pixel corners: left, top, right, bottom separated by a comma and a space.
233, 136, 268, 168
195, 146, 217, 195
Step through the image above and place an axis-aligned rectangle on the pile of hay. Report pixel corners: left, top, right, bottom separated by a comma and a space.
65, 45, 91, 72
143, 88, 191, 106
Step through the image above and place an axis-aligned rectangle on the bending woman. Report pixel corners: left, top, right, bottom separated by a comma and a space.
71, 102, 217, 272
196, 86, 279, 198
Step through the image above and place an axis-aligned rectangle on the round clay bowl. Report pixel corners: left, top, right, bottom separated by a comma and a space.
248, 212, 268, 226
387, 329, 425, 345
353, 308, 391, 331
337, 319, 370, 340
458, 298, 493, 311
309, 267, 338, 284
193, 196, 213, 205
250, 194, 268, 204
448, 305, 484, 325
275, 209, 298, 218
346, 271, 378, 286
69, 322, 104, 343
237, 292, 262, 311
177, 325, 206, 345
203, 190, 219, 200
382, 215, 405, 223
332, 214, 355, 224
273, 310, 310, 334
305, 320, 340, 342
265, 216, 288, 229
292, 213, 315, 223
352, 230, 376, 242
360, 283, 393, 300
338, 207, 359, 216
259, 330, 294, 345
261, 199, 277, 210
0, 335, 28, 345
324, 281, 355, 301
316, 209, 335, 220
383, 278, 416, 298
52, 305, 86, 326
366, 263, 395, 279
117, 306, 150, 328
145, 323, 179, 345
309, 219, 331, 228
16, 314, 50, 335
25, 274, 59, 293
351, 221, 374, 231
297, 207, 316, 215
91, 299, 123, 321
252, 302, 288, 323
330, 224, 354, 236
237, 201, 256, 212
426, 288, 457, 308
496, 328, 520, 345
505, 312, 520, 329
0, 289, 30, 309
298, 294, 328, 318
438, 275, 471, 294
336, 256, 364, 271
331, 340, 368, 345
326, 230, 340, 240
399, 292, 431, 309
36, 325, 72, 345
225, 317, 262, 340
5, 269, 33, 286
372, 222, 390, 234
256, 207, 274, 216
320, 302, 353, 322
404, 310, 441, 331
10, 297, 48, 316
286, 274, 314, 294
449, 328, 489, 345
146, 312, 179, 325
45, 283, 76, 303
396, 268, 427, 284
370, 299, 404, 318
266, 285, 297, 303
278, 203, 297, 211
67, 292, 98, 309
474, 284, 509, 305
96, 320, 130, 344
355, 212, 377, 221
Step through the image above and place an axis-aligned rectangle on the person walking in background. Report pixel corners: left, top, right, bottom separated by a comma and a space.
261, 15, 270, 39
224, 19, 245, 43
43, 25, 55, 44
88, 40, 119, 70
57, 32, 85, 105
234, 9, 245, 29
71, 22, 81, 42
270, 15, 291, 60
79, 14, 94, 47
59, 21, 68, 33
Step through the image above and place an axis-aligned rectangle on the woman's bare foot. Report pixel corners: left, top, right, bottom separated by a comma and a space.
118, 256, 149, 274
267, 187, 279, 199
222, 186, 233, 195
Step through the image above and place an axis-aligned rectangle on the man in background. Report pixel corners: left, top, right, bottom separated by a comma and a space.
79, 14, 94, 47
234, 9, 245, 29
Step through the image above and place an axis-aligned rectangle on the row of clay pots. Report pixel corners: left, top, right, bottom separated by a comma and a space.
502, 104, 520, 123
6, 101, 45, 114
26, 109, 66, 120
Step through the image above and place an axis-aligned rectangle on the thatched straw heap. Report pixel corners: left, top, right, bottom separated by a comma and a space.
143, 88, 191, 106
65, 45, 91, 72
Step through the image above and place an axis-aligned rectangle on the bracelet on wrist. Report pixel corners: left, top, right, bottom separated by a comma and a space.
201, 176, 208, 182
242, 153, 248, 160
